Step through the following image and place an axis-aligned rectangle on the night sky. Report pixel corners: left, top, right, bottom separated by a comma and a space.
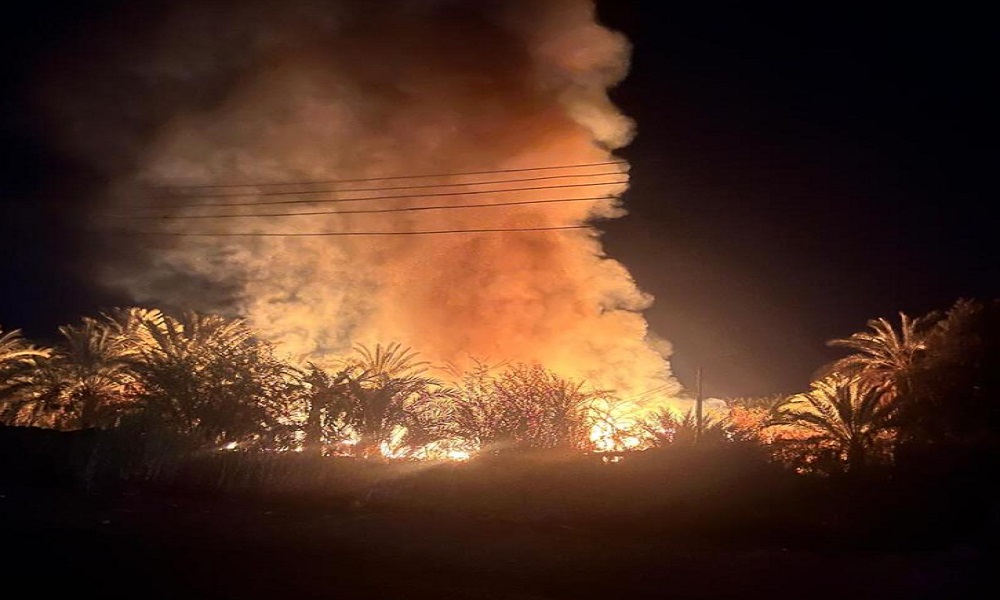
1, 1, 995, 398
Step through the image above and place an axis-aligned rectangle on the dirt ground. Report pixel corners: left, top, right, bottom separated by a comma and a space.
1, 484, 989, 600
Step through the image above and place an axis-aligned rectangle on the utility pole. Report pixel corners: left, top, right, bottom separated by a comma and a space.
695, 366, 703, 443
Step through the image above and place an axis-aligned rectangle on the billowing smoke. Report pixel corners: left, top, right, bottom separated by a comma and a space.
37, 0, 683, 405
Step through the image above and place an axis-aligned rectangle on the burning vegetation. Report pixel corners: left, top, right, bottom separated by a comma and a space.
2, 298, 999, 481
3, 303, 996, 597
0, 307, 672, 459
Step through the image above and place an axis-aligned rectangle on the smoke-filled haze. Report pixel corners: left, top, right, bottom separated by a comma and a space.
37, 0, 683, 406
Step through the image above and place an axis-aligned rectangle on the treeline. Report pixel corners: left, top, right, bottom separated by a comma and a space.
0, 308, 653, 460
2, 298, 999, 478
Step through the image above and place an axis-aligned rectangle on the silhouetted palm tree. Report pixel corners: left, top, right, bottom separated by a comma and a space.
135, 311, 296, 448
100, 306, 167, 350
768, 375, 897, 472
298, 363, 352, 455
0, 327, 51, 423
824, 311, 938, 404
29, 315, 144, 429
338, 342, 449, 458
643, 407, 729, 447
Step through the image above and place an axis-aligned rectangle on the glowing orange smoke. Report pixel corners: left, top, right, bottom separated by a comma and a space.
41, 1, 687, 417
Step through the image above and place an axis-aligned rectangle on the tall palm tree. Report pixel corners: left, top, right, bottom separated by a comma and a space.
0, 327, 51, 423
824, 311, 938, 403
768, 375, 897, 472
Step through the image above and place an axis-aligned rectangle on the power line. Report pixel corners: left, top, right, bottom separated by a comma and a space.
151, 170, 628, 201
626, 384, 674, 401
107, 194, 616, 220
119, 225, 593, 237
151, 160, 627, 191
130, 179, 628, 209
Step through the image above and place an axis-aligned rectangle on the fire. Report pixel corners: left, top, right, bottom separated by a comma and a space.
589, 419, 647, 453
378, 425, 409, 460
446, 450, 472, 462
373, 426, 480, 462
586, 396, 654, 452
407, 442, 477, 462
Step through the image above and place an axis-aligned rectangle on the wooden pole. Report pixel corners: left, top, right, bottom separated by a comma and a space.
695, 366, 703, 443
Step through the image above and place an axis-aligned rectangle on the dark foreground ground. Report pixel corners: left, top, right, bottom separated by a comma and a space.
1, 481, 991, 600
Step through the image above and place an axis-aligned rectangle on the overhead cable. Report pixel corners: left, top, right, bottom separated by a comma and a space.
107, 194, 617, 220
151, 170, 628, 201
120, 225, 593, 237
131, 179, 628, 209
151, 160, 628, 191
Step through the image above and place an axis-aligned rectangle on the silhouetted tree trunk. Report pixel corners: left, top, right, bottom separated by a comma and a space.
304, 398, 324, 456
847, 438, 867, 473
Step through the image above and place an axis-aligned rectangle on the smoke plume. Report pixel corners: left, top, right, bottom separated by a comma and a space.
38, 0, 683, 405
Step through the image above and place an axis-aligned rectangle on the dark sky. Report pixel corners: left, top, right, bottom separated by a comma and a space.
597, 2, 996, 397
1, 1, 995, 398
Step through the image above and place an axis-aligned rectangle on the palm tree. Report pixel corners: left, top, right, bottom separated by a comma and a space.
298, 363, 352, 455
6, 308, 171, 429
768, 375, 897, 472
135, 311, 296, 449
28, 315, 145, 429
0, 327, 51, 423
338, 342, 449, 458
642, 407, 729, 447
100, 306, 167, 351
824, 311, 938, 404
141, 311, 251, 361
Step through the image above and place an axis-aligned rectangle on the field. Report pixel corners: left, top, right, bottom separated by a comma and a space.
2, 439, 993, 599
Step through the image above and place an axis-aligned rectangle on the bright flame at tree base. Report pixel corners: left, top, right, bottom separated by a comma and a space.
248, 399, 667, 461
